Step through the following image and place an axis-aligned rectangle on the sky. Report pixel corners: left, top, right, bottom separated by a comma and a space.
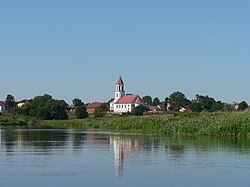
0, 0, 250, 104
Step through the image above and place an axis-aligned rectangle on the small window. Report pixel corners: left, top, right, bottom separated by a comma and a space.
125, 105, 126, 108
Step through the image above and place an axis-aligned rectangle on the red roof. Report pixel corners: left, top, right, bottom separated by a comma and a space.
116, 76, 124, 85
135, 97, 143, 104
115, 95, 141, 104
87, 102, 102, 108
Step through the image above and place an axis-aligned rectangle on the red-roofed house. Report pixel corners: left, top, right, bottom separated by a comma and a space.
110, 76, 143, 113
0, 101, 5, 113
87, 102, 103, 113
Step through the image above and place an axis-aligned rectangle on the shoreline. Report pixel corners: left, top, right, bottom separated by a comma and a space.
2, 112, 250, 138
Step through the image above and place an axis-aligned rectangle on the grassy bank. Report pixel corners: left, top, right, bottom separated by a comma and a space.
39, 112, 250, 137
2, 112, 250, 137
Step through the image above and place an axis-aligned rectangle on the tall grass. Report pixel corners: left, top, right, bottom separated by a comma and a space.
2, 112, 250, 137
40, 112, 250, 137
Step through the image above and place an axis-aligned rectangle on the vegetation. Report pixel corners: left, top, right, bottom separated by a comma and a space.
5, 94, 16, 113
133, 105, 149, 116
168, 91, 189, 111
142, 95, 153, 106
16, 94, 69, 120
73, 98, 88, 119
93, 107, 106, 118
2, 111, 250, 138
29, 111, 250, 138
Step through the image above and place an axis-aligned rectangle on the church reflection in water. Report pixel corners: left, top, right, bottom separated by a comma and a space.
110, 136, 140, 176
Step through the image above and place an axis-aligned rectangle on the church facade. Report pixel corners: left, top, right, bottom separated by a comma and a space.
110, 76, 142, 113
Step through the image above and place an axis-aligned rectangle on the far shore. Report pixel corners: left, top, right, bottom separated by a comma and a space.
1, 111, 250, 138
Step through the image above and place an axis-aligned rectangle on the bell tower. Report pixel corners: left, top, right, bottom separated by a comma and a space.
114, 76, 125, 103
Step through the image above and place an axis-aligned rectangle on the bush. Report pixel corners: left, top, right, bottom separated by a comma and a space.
94, 107, 106, 118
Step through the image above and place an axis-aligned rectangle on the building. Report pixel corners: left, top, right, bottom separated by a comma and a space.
110, 76, 143, 113
87, 102, 103, 113
0, 101, 5, 113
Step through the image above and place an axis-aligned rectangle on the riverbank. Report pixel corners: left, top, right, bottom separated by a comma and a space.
1, 112, 250, 137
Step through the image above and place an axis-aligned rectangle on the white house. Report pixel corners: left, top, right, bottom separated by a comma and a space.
110, 76, 143, 113
0, 101, 5, 113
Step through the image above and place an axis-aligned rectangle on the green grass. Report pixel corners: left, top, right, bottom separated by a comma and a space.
2, 112, 250, 137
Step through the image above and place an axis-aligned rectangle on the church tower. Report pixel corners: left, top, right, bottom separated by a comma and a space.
114, 76, 125, 103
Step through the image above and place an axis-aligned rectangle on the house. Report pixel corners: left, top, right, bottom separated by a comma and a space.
110, 76, 143, 114
148, 105, 161, 112
0, 101, 5, 113
179, 104, 190, 112
87, 102, 103, 113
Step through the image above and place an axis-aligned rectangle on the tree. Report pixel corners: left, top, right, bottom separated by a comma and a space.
72, 98, 88, 119
169, 91, 189, 112
73, 98, 83, 107
195, 95, 224, 112
142, 95, 152, 106
133, 105, 149, 116
5, 94, 16, 113
25, 94, 69, 120
190, 102, 202, 113
212, 101, 224, 111
152, 97, 160, 106
238, 101, 248, 111
94, 107, 106, 118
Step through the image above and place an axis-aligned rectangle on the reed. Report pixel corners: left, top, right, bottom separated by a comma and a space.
2, 112, 250, 137
41, 112, 250, 137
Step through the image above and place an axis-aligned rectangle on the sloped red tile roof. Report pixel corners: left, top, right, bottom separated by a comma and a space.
115, 95, 140, 104
135, 97, 143, 104
87, 102, 102, 108
116, 76, 124, 85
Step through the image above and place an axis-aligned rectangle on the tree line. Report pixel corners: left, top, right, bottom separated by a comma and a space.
2, 91, 249, 119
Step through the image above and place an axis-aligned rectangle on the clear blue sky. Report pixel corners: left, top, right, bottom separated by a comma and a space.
1, 0, 250, 104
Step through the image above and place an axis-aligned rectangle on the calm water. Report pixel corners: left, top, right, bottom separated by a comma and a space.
0, 127, 250, 187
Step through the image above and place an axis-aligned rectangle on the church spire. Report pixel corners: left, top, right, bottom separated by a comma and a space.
116, 76, 124, 85
114, 76, 125, 103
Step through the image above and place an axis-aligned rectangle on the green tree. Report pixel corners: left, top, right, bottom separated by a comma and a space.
27, 94, 69, 120
94, 107, 106, 118
190, 102, 202, 113
238, 101, 248, 111
169, 91, 189, 112
5, 94, 16, 113
72, 98, 88, 119
152, 97, 160, 106
142, 95, 152, 106
73, 98, 83, 107
212, 101, 224, 111
133, 105, 149, 116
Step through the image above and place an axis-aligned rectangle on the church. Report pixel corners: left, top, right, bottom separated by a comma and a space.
110, 76, 143, 113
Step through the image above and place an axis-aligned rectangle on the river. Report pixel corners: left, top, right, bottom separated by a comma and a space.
0, 127, 250, 187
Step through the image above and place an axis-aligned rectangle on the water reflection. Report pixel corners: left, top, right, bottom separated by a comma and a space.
111, 136, 140, 176
1, 127, 250, 177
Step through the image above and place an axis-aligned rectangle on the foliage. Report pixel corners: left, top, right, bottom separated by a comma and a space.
190, 102, 202, 113
169, 91, 189, 112
194, 95, 224, 112
43, 112, 250, 138
133, 105, 149, 116
93, 107, 106, 118
238, 101, 248, 111
152, 97, 160, 106
142, 95, 152, 106
16, 94, 69, 120
73, 98, 88, 119
5, 94, 16, 113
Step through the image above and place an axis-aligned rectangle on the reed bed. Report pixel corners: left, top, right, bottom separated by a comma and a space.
40, 112, 250, 137
2, 112, 250, 137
